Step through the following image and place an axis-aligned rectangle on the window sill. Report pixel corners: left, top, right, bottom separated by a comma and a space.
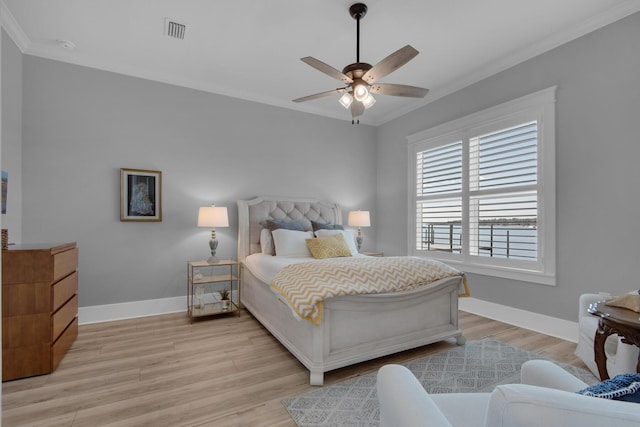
425, 256, 556, 286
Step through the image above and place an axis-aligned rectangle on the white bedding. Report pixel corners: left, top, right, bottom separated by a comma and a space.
243, 252, 368, 285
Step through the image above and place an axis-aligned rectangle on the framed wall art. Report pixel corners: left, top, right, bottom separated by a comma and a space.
120, 168, 162, 222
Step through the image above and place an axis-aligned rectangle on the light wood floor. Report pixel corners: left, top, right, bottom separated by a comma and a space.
2, 310, 589, 427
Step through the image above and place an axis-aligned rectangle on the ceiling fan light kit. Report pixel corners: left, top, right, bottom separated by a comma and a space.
293, 2, 429, 123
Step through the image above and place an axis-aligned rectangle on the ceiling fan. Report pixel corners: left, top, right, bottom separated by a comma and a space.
293, 2, 429, 123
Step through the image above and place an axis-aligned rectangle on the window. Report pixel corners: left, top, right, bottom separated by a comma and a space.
408, 87, 556, 285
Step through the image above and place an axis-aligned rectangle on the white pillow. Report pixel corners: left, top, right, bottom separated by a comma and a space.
271, 229, 314, 257
314, 229, 359, 255
260, 228, 274, 255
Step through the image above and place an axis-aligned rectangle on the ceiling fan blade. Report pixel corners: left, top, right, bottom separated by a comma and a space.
301, 57, 354, 84
362, 45, 419, 84
293, 88, 347, 103
369, 83, 429, 98
351, 100, 365, 117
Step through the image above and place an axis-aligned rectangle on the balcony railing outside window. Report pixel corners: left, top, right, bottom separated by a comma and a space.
420, 221, 537, 260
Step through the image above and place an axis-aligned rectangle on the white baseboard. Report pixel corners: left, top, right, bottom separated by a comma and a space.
459, 297, 578, 343
78, 295, 579, 343
78, 296, 186, 325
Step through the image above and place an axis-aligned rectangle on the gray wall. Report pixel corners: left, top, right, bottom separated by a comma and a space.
376, 12, 640, 321
1, 30, 22, 243
20, 56, 377, 307
5, 12, 640, 321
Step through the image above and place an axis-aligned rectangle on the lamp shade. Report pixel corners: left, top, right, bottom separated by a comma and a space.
348, 210, 371, 227
197, 206, 229, 227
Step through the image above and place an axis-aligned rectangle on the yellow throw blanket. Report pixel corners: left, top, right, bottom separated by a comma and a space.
270, 256, 469, 326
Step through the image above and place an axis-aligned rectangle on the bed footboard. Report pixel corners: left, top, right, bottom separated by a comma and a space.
241, 265, 463, 386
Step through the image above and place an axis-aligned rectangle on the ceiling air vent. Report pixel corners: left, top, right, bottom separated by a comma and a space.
165, 18, 186, 40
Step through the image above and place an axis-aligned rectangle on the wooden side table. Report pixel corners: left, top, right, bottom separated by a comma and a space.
588, 301, 640, 379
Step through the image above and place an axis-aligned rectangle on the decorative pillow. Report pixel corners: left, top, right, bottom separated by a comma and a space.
315, 229, 359, 255
306, 234, 352, 259
260, 228, 274, 255
262, 218, 306, 232
311, 220, 344, 232
271, 229, 314, 257
577, 373, 640, 402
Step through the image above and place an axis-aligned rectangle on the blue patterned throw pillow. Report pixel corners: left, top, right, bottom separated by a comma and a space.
262, 218, 306, 232
577, 373, 640, 402
311, 220, 343, 231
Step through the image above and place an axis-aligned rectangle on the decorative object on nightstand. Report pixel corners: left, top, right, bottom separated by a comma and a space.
197, 205, 229, 263
194, 284, 205, 309
348, 210, 370, 252
219, 287, 231, 311
187, 259, 241, 320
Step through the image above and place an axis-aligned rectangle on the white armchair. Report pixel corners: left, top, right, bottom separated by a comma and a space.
575, 293, 639, 378
377, 360, 640, 427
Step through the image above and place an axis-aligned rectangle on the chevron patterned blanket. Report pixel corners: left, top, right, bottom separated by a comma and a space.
270, 256, 468, 326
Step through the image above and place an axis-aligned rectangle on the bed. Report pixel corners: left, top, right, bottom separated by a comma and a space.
237, 196, 466, 385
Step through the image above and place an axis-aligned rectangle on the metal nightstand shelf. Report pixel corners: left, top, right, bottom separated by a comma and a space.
187, 259, 241, 320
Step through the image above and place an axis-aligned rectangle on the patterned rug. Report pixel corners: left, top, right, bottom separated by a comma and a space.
282, 338, 598, 427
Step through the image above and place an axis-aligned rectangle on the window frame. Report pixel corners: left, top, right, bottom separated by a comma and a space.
407, 87, 556, 285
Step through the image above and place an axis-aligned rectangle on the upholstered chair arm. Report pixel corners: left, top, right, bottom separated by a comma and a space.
486, 383, 640, 427
377, 364, 452, 427
520, 360, 589, 392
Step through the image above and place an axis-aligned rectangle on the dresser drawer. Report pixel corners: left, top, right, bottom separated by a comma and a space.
52, 272, 78, 312
53, 248, 78, 282
52, 295, 77, 342
52, 317, 78, 371
2, 313, 50, 347
3, 343, 51, 381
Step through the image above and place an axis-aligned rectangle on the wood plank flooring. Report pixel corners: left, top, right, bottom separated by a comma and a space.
2, 310, 589, 426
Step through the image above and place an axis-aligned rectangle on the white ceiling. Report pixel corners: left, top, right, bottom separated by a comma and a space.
2, 0, 639, 125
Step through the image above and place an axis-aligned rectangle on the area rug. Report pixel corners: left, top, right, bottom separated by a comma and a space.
282, 338, 598, 427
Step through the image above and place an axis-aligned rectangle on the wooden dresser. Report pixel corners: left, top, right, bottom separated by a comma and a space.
2, 242, 79, 381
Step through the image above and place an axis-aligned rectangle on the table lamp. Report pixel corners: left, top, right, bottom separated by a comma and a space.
197, 205, 229, 263
348, 210, 370, 252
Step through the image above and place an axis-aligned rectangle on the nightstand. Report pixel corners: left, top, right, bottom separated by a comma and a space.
363, 251, 383, 257
187, 259, 241, 320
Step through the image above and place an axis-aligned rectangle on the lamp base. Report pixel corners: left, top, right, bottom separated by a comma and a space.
206, 256, 220, 264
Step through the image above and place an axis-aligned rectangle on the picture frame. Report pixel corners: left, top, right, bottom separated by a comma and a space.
120, 168, 162, 222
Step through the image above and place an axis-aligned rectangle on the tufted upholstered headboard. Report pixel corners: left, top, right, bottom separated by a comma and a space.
237, 196, 342, 262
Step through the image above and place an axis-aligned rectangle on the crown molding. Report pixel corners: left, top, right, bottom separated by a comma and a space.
0, 0, 30, 51
2, 0, 638, 127
377, 1, 640, 125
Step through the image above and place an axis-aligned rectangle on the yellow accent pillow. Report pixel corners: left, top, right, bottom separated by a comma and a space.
305, 234, 352, 259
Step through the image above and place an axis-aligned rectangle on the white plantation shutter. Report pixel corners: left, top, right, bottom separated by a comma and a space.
470, 121, 537, 191
415, 141, 463, 252
408, 88, 556, 285
468, 122, 538, 260
417, 141, 462, 196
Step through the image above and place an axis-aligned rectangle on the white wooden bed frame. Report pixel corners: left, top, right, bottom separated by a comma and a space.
237, 196, 465, 385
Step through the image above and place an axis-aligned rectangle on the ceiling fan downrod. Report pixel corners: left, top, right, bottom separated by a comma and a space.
349, 3, 367, 63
